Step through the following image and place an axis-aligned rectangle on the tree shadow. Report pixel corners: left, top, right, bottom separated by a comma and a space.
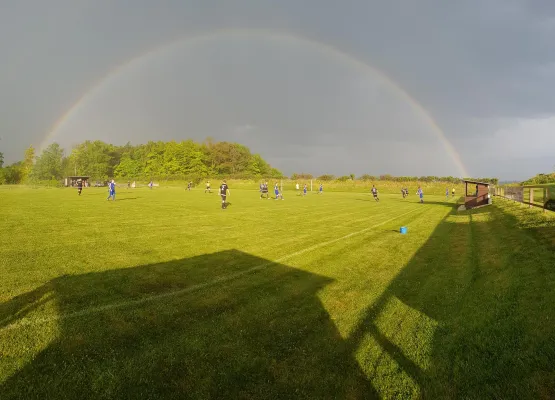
347, 203, 555, 398
1, 250, 378, 400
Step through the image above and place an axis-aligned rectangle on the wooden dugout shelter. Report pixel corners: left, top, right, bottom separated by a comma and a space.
463, 180, 492, 209
65, 176, 90, 187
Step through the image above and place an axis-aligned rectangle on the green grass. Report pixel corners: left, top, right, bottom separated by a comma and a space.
1, 186, 554, 399
148, 179, 465, 195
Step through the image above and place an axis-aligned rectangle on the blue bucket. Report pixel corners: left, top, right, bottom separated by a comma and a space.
400, 227, 407, 234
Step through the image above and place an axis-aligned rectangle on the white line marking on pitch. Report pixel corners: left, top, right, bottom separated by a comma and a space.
3, 207, 422, 331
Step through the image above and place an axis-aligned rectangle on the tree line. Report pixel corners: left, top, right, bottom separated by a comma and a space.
521, 172, 555, 186
291, 173, 499, 185
0, 139, 284, 184
0, 140, 500, 185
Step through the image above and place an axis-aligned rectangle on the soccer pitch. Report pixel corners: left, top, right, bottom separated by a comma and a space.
1, 186, 555, 399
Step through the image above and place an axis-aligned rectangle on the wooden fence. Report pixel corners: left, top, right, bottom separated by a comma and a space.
495, 184, 555, 213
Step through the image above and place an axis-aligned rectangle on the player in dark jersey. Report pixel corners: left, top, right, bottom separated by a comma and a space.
205, 181, 211, 193
219, 180, 230, 209
77, 180, 83, 196
261, 182, 269, 199
371, 185, 380, 201
187, 181, 192, 191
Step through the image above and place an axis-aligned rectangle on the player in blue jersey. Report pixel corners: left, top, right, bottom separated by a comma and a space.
318, 183, 323, 194
274, 183, 284, 200
417, 187, 424, 203
303, 184, 308, 196
107, 180, 116, 201
446, 188, 449, 200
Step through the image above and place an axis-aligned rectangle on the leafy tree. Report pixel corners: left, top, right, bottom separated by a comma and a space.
7, 139, 282, 182
68, 141, 116, 179
268, 168, 284, 178
317, 174, 335, 181
0, 152, 4, 168
291, 173, 313, 180
114, 154, 142, 178
3, 162, 23, 184
32, 143, 64, 180
21, 146, 35, 182
247, 154, 270, 176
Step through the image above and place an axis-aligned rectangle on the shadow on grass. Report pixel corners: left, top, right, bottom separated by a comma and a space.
0, 250, 377, 400
348, 201, 555, 398
3, 201, 554, 399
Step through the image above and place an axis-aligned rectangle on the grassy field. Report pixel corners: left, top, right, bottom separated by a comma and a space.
1, 185, 555, 399
136, 179, 466, 196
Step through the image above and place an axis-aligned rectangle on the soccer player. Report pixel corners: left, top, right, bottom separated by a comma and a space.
274, 183, 284, 200
77, 179, 83, 196
107, 180, 116, 201
303, 184, 308, 196
446, 188, 449, 200
187, 181, 192, 191
127, 181, 131, 189
205, 181, 211, 193
149, 181, 153, 190
318, 183, 323, 195
371, 185, 380, 201
261, 181, 269, 199
219, 180, 230, 209
452, 188, 456, 197
417, 187, 424, 203
295, 182, 300, 193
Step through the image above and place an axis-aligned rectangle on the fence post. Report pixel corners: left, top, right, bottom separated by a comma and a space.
530, 188, 534, 208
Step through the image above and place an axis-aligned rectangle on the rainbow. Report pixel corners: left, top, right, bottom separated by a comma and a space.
39, 28, 469, 177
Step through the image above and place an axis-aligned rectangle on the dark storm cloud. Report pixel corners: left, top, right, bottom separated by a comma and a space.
1, 0, 554, 179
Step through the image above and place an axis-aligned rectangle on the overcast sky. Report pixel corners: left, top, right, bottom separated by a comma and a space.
1, 0, 554, 179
